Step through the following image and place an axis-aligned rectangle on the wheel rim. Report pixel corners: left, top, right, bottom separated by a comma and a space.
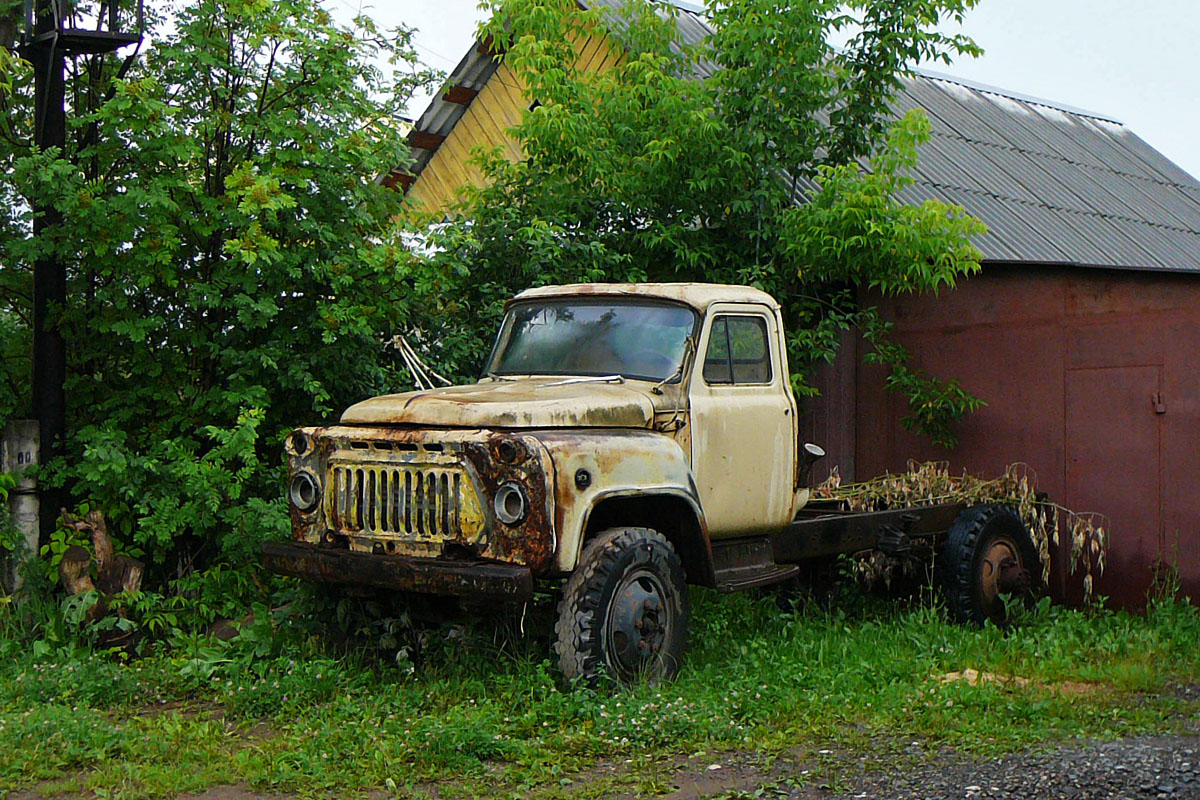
978, 535, 1031, 621
605, 567, 671, 682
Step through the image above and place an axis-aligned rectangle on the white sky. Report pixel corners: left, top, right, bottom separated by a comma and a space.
329, 0, 1200, 180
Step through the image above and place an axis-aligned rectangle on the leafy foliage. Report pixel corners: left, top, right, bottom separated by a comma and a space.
0, 0, 438, 566
0, 471, 18, 559
0, 46, 30, 425
405, 0, 987, 444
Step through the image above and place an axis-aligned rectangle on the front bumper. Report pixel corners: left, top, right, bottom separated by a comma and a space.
262, 541, 534, 600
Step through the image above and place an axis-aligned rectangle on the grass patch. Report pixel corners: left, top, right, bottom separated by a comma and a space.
0, 588, 1197, 798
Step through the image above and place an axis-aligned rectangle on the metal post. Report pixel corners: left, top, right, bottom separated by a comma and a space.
26, 0, 67, 547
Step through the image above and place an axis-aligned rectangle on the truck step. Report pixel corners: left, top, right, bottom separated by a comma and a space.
714, 563, 800, 593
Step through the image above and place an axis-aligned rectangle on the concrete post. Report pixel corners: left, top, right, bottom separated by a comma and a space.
1, 420, 40, 590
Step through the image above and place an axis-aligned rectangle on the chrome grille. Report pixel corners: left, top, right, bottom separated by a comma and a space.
329, 464, 473, 538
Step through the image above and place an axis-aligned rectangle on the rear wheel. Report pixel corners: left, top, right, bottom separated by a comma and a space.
937, 504, 1042, 627
554, 527, 689, 686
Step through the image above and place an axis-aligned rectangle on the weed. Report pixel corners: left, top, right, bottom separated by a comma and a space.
0, 704, 125, 783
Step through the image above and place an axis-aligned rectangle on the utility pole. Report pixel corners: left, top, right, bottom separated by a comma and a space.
20, 0, 142, 546
25, 2, 67, 548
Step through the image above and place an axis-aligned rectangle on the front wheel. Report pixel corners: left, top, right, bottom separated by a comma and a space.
937, 504, 1043, 627
554, 527, 689, 686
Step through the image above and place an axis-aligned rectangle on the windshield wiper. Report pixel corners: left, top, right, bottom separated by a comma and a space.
542, 375, 626, 387
486, 372, 517, 382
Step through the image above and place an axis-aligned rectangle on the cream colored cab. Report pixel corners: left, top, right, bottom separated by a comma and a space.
688, 302, 798, 536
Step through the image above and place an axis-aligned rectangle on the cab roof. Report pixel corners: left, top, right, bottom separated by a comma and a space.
511, 283, 780, 313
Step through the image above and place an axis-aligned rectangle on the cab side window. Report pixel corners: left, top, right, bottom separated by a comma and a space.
702, 315, 772, 385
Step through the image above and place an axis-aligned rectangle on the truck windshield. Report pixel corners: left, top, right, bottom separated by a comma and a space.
487, 300, 697, 382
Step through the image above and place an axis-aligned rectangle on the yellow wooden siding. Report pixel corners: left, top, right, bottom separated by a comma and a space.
406, 32, 621, 215
592, 36, 623, 72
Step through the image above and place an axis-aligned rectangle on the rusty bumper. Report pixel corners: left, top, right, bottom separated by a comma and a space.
262, 541, 534, 600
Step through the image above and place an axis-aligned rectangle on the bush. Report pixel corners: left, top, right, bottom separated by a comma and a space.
3, 0, 438, 569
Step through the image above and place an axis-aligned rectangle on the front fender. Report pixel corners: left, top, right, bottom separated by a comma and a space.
531, 429, 705, 573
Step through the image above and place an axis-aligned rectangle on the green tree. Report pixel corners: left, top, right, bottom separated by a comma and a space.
0, 44, 30, 425
406, 0, 986, 446
1, 0, 436, 569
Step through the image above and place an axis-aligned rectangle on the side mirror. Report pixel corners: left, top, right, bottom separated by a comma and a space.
798, 442, 826, 487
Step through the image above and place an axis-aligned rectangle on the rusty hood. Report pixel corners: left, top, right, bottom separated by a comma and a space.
340, 378, 658, 429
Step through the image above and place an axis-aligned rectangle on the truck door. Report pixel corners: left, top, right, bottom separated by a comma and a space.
689, 304, 797, 537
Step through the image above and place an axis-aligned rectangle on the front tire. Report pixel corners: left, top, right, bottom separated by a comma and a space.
937, 504, 1043, 627
554, 527, 689, 686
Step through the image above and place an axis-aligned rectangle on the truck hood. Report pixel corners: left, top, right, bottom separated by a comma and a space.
340, 378, 658, 429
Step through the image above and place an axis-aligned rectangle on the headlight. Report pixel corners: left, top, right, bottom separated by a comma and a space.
494, 438, 525, 465
493, 482, 528, 526
287, 430, 313, 457
289, 471, 320, 513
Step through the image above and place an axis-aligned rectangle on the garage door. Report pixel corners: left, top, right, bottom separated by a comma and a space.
1065, 365, 1162, 605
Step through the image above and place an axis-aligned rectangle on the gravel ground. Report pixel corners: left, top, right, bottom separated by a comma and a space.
829, 735, 1200, 800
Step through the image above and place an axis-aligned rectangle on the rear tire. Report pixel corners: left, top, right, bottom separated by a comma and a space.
937, 504, 1042, 627
554, 527, 689, 687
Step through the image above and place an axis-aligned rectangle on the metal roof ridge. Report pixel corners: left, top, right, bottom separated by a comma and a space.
660, 0, 706, 14
583, 0, 709, 16
911, 66, 1124, 125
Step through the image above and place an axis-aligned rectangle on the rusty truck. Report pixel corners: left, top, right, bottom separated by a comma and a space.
264, 283, 1041, 684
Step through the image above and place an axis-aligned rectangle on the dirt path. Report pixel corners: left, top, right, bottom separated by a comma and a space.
821, 734, 1200, 800
12, 714, 1200, 799
578, 733, 1200, 800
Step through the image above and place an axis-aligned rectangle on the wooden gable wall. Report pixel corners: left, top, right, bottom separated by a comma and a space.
406, 32, 622, 214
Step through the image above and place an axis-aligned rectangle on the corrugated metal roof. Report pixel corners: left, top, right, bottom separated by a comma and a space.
892, 70, 1200, 272
402, 0, 1200, 273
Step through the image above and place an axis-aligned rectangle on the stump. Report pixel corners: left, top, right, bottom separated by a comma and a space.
57, 509, 145, 647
